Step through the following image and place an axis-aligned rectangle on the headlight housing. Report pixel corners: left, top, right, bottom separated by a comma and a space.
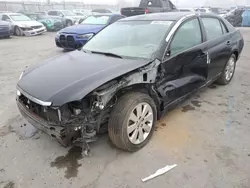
46, 20, 51, 24
56, 32, 61, 37
76, 33, 94, 40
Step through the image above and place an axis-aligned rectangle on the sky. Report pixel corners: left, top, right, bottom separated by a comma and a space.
69, 0, 250, 7
6, 0, 250, 7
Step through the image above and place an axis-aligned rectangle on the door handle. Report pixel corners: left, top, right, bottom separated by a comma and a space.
226, 41, 231, 46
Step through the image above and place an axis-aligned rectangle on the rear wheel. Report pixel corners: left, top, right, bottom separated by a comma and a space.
14, 26, 22, 36
108, 92, 157, 152
216, 54, 236, 85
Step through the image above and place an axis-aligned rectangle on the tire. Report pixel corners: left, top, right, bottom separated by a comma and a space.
14, 26, 22, 36
216, 54, 236, 85
108, 92, 157, 152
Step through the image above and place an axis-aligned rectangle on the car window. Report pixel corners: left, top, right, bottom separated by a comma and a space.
83, 20, 173, 59
2, 14, 10, 21
82, 15, 110, 25
10, 14, 31, 21
140, 0, 162, 7
202, 17, 223, 40
48, 11, 57, 15
220, 21, 228, 34
170, 18, 202, 56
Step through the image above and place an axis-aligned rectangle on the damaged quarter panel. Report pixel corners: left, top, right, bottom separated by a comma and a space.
17, 51, 150, 106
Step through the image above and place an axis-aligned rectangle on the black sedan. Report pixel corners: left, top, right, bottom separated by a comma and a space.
16, 12, 244, 154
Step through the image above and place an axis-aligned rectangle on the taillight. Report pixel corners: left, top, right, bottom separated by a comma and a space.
145, 8, 149, 14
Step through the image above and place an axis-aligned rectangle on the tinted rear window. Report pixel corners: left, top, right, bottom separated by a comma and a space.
202, 17, 223, 40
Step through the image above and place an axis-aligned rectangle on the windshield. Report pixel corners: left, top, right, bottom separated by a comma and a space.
83, 20, 172, 59
10, 14, 31, 21
61, 10, 76, 16
82, 15, 110, 25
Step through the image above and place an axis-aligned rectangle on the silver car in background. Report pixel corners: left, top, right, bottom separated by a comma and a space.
0, 13, 46, 36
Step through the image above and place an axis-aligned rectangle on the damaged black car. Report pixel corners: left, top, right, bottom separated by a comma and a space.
16, 12, 244, 154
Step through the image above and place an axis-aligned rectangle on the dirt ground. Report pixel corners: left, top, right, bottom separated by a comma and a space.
0, 29, 250, 188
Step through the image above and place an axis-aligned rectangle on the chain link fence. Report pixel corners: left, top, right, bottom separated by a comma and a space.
0, 1, 118, 12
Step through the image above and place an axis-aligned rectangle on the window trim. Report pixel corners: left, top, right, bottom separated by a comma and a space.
165, 17, 203, 58
220, 20, 229, 34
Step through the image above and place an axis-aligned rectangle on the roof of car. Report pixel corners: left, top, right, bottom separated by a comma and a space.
121, 12, 219, 21
89, 13, 123, 17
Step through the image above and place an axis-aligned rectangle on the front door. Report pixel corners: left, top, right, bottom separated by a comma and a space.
157, 18, 208, 106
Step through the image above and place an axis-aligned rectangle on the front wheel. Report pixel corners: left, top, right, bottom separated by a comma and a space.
216, 54, 236, 85
14, 26, 22, 36
108, 92, 157, 152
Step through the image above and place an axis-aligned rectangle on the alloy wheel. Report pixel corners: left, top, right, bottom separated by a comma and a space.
225, 57, 235, 81
127, 102, 154, 145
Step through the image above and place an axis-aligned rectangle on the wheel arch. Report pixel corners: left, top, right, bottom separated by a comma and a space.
114, 83, 163, 120
232, 50, 239, 61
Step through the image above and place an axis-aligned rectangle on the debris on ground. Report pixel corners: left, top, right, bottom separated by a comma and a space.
141, 164, 177, 182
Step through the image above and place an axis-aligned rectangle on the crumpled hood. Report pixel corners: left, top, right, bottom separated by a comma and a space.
17, 51, 149, 106
60, 24, 105, 34
16, 20, 43, 27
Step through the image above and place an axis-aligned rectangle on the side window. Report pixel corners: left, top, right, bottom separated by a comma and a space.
2, 15, 10, 21
202, 17, 223, 40
220, 21, 228, 34
48, 11, 56, 16
170, 18, 202, 56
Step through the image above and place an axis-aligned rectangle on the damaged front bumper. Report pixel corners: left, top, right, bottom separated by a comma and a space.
21, 26, 47, 36
16, 94, 80, 147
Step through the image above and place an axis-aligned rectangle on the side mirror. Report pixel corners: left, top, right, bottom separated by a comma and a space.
59, 14, 64, 17
5, 19, 11, 22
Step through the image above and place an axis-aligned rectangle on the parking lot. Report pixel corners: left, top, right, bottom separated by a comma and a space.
0, 29, 250, 188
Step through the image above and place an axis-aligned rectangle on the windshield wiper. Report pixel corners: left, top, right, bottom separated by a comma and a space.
91, 51, 123, 59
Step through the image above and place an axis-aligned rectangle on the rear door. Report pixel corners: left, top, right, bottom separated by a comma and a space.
158, 17, 208, 105
200, 16, 232, 80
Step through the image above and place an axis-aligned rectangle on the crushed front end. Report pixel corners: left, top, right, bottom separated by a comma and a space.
16, 87, 112, 155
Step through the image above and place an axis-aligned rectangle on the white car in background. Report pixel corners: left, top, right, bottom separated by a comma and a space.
195, 8, 212, 13
0, 13, 46, 36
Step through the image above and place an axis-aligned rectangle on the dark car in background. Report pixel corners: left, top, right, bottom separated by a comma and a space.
121, 0, 176, 17
55, 14, 125, 50
17, 12, 244, 154
0, 20, 11, 38
24, 13, 63, 31
224, 8, 245, 27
